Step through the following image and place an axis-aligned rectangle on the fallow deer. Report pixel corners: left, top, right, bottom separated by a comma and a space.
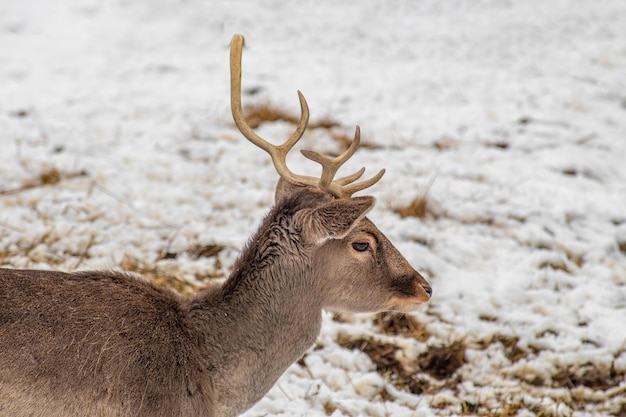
0, 34, 431, 417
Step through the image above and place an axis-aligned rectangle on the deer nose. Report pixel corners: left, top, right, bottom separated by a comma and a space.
422, 284, 432, 298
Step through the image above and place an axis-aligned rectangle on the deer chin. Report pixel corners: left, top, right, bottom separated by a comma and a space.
385, 294, 430, 312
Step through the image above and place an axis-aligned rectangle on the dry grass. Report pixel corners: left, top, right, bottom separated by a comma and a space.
327, 129, 382, 151
419, 340, 467, 380
152, 243, 227, 289
322, 401, 337, 416
394, 195, 443, 220
393, 187, 444, 221
551, 362, 625, 391
0, 226, 97, 268
334, 324, 626, 416
474, 334, 529, 363
0, 165, 88, 196
337, 333, 467, 395
186, 243, 225, 260
374, 312, 431, 342
336, 334, 428, 395
531, 241, 585, 271
242, 101, 340, 130
241, 101, 382, 151
119, 254, 200, 295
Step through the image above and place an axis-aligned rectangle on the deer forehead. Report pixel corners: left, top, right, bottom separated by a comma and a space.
345, 218, 383, 239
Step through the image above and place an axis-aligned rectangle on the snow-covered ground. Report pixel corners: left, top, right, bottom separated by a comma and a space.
2, 0, 626, 415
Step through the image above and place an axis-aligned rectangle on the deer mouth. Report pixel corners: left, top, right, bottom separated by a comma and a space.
386, 291, 431, 312
387, 275, 432, 310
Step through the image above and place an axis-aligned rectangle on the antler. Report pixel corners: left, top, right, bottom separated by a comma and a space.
300, 126, 385, 198
230, 34, 385, 198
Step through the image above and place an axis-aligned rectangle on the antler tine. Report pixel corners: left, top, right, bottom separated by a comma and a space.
300, 127, 358, 189
339, 167, 385, 198
230, 34, 318, 188
335, 167, 365, 185
301, 126, 385, 198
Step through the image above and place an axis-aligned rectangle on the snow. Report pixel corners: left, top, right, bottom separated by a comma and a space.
2, 0, 626, 415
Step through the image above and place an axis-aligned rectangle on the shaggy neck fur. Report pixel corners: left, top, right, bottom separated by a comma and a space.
189, 191, 326, 417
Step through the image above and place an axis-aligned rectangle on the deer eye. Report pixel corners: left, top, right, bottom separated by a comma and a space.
352, 242, 370, 252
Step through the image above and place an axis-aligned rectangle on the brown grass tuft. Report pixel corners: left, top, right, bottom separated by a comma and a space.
323, 401, 337, 416
242, 102, 341, 130
394, 192, 443, 220
418, 340, 466, 380
120, 254, 198, 295
475, 334, 528, 363
0, 165, 88, 196
328, 130, 382, 151
374, 312, 431, 342
393, 179, 444, 220
336, 334, 428, 394
241, 101, 381, 151
337, 334, 467, 395
432, 136, 457, 150
395, 195, 432, 219
551, 362, 625, 390
538, 259, 572, 274
186, 243, 225, 260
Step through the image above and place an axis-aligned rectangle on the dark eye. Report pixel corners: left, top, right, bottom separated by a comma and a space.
352, 242, 370, 252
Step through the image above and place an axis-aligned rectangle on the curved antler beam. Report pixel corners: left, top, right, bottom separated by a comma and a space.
229, 34, 384, 199
301, 127, 385, 198
230, 34, 316, 188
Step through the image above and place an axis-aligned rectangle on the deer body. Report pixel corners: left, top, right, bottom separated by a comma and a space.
0, 35, 431, 416
0, 268, 211, 417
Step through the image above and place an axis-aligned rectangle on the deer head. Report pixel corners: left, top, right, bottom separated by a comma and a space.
229, 34, 432, 312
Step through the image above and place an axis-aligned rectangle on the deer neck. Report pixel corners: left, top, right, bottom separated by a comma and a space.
189, 203, 323, 416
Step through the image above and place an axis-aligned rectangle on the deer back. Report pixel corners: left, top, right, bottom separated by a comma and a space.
0, 268, 212, 417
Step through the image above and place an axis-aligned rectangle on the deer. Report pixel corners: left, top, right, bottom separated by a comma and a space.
0, 34, 431, 417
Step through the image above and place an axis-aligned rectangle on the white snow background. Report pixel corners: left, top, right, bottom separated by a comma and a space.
1, 0, 626, 416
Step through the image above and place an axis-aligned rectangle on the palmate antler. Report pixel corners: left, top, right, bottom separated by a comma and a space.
230, 34, 384, 199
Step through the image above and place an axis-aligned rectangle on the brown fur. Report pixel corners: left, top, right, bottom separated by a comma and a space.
0, 187, 431, 417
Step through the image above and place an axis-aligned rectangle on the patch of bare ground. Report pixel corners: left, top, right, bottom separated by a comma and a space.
336, 317, 626, 416
336, 329, 466, 396
551, 362, 625, 392
375, 312, 431, 342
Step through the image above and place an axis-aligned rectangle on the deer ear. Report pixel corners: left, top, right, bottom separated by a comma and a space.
297, 196, 375, 245
274, 178, 302, 204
